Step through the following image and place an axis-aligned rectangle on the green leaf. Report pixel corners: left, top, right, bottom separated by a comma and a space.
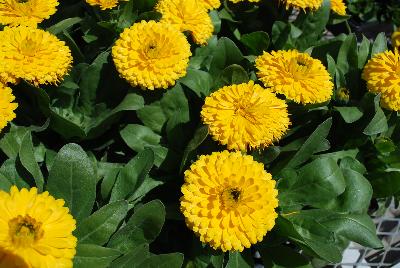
117, 0, 138, 30
127, 176, 163, 204
240, 31, 270, 55
75, 201, 128, 245
209, 37, 244, 75
110, 149, 154, 202
73, 244, 122, 268
219, 64, 249, 87
258, 244, 311, 268
279, 157, 346, 208
179, 69, 213, 97
369, 171, 400, 198
47, 144, 96, 223
0, 126, 30, 158
358, 35, 370, 68
0, 172, 13, 192
180, 125, 209, 173
285, 118, 332, 169
137, 101, 167, 133
110, 244, 150, 268
134, 0, 158, 12
334, 107, 363, 123
47, 17, 82, 35
363, 95, 388, 135
225, 251, 253, 268
336, 34, 358, 75
108, 200, 165, 252
140, 253, 184, 268
371, 32, 388, 56
18, 132, 44, 191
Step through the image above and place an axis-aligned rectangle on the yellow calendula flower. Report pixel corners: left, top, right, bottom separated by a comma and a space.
181, 151, 279, 252
281, 0, 323, 10
0, 84, 17, 132
362, 50, 400, 111
112, 20, 191, 90
201, 81, 290, 151
256, 50, 333, 104
156, 0, 214, 45
0, 186, 77, 268
0, 27, 72, 86
0, 0, 58, 26
331, 0, 346, 15
199, 0, 220, 10
85, 0, 127, 10
392, 28, 400, 48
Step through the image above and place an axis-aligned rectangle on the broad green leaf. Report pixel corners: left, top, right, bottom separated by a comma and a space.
117, 0, 138, 30
109, 244, 150, 268
47, 144, 96, 223
75, 201, 128, 245
137, 101, 167, 133
240, 31, 270, 55
334, 107, 363, 123
0, 172, 12, 192
336, 34, 358, 75
140, 253, 184, 268
127, 176, 163, 205
0, 158, 30, 189
358, 35, 370, 68
279, 157, 346, 208
18, 132, 44, 191
180, 125, 209, 173
371, 32, 388, 56
209, 37, 243, 75
363, 95, 388, 135
73, 244, 122, 268
316, 149, 359, 162
110, 149, 154, 202
219, 64, 249, 87
47, 17, 82, 35
108, 200, 165, 252
258, 244, 311, 268
180, 69, 213, 97
100, 166, 121, 200
134, 0, 158, 12
225, 251, 253, 268
284, 118, 332, 169
0, 126, 30, 158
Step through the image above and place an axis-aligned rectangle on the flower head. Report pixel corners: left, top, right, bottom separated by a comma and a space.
0, 186, 77, 267
0, 0, 58, 26
256, 50, 333, 104
156, 0, 214, 45
201, 81, 290, 151
0, 85, 17, 132
362, 50, 400, 111
199, 0, 220, 10
281, 0, 323, 10
0, 27, 72, 86
181, 151, 278, 252
112, 20, 191, 90
85, 0, 127, 10
331, 0, 346, 15
392, 28, 400, 49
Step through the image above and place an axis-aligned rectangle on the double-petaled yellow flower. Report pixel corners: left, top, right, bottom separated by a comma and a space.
0, 84, 17, 132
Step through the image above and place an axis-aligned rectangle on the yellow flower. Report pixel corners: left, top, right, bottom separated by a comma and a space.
0, 27, 72, 86
281, 0, 323, 10
256, 50, 333, 104
331, 0, 346, 15
0, 186, 77, 268
0, 84, 17, 132
181, 151, 278, 252
85, 0, 127, 10
201, 81, 290, 151
362, 50, 400, 111
392, 29, 400, 48
156, 0, 214, 45
336, 87, 350, 102
199, 0, 220, 10
0, 0, 58, 26
112, 20, 191, 90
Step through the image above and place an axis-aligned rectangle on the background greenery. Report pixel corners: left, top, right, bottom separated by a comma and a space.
1, 0, 400, 267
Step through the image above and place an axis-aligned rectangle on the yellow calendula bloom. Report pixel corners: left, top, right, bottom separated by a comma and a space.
201, 81, 290, 151
156, 0, 214, 45
282, 0, 323, 10
0, 84, 17, 132
85, 0, 127, 10
0, 27, 72, 86
331, 0, 346, 15
199, 0, 220, 10
0, 0, 58, 26
0, 186, 77, 268
392, 28, 400, 48
362, 50, 400, 111
181, 151, 278, 252
112, 20, 191, 90
256, 50, 333, 104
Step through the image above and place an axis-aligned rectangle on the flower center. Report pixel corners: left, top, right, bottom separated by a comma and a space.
221, 187, 242, 209
18, 37, 41, 57
8, 215, 44, 248
144, 42, 160, 59
289, 56, 312, 80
